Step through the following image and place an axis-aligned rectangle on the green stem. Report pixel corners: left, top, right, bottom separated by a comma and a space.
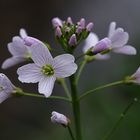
79, 80, 124, 101
60, 79, 71, 99
102, 98, 138, 140
75, 59, 87, 84
15, 90, 71, 103
68, 126, 76, 140
75, 54, 86, 61
69, 75, 82, 140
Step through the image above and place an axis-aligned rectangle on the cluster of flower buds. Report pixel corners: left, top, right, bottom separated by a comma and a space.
52, 17, 94, 53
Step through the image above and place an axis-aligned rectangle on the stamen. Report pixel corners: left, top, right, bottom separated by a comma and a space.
41, 65, 54, 76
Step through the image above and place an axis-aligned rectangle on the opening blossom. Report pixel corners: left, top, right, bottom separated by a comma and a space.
17, 42, 77, 97
108, 22, 136, 55
129, 66, 140, 85
51, 111, 70, 127
1, 29, 29, 69
1, 29, 43, 69
0, 73, 15, 103
83, 32, 110, 60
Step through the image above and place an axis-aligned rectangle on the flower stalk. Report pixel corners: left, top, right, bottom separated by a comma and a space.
69, 74, 82, 140
68, 125, 76, 140
102, 98, 138, 140
79, 80, 124, 101
14, 89, 71, 103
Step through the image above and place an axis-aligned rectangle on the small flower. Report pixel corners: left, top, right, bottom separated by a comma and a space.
17, 42, 77, 97
108, 22, 136, 55
77, 18, 86, 29
86, 22, 94, 32
76, 26, 83, 34
129, 66, 140, 85
2, 35, 29, 69
51, 111, 70, 127
83, 32, 110, 60
68, 34, 77, 46
55, 26, 62, 38
0, 73, 15, 103
2, 29, 43, 69
52, 17, 63, 28
67, 17, 73, 25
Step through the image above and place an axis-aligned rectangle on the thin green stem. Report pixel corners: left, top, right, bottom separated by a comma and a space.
75, 54, 86, 61
79, 80, 124, 101
69, 75, 82, 140
102, 98, 138, 140
60, 79, 71, 99
75, 59, 87, 84
15, 90, 71, 103
68, 126, 76, 140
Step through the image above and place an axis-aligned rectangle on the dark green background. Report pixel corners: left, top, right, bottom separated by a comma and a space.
0, 0, 140, 139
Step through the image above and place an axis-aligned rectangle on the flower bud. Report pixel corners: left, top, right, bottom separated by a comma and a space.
76, 26, 83, 34
24, 36, 42, 46
20, 28, 28, 39
67, 17, 73, 25
51, 111, 69, 127
68, 34, 77, 46
52, 17, 62, 28
86, 22, 94, 32
77, 18, 86, 29
93, 38, 111, 54
55, 26, 62, 38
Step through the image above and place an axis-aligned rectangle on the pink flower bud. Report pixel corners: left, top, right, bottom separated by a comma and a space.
86, 22, 94, 32
93, 38, 111, 54
52, 17, 62, 28
55, 26, 62, 38
67, 17, 73, 25
76, 26, 83, 34
68, 34, 77, 46
51, 111, 69, 127
77, 18, 86, 29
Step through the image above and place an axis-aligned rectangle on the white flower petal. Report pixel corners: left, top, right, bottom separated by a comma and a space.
132, 66, 140, 78
20, 28, 28, 39
133, 77, 140, 85
110, 28, 129, 48
0, 91, 11, 103
52, 54, 77, 78
1, 57, 25, 69
94, 54, 110, 60
113, 45, 136, 55
108, 22, 116, 38
17, 64, 43, 83
0, 73, 14, 90
83, 32, 99, 53
8, 37, 27, 56
29, 43, 53, 67
38, 76, 56, 97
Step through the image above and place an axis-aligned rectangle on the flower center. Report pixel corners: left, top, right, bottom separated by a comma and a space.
41, 65, 54, 76
25, 52, 32, 60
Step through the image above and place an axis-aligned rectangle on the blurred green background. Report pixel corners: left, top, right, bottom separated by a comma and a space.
0, 0, 140, 140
